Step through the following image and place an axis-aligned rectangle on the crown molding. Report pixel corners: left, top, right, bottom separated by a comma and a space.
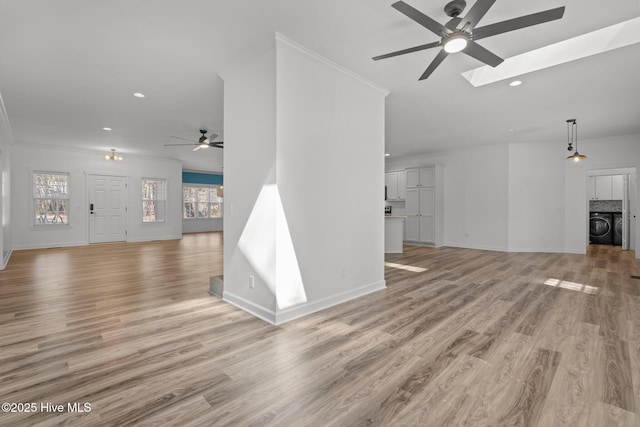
0, 92, 14, 144
275, 32, 389, 96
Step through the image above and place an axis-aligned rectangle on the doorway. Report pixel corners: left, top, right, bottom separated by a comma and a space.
88, 174, 128, 243
587, 168, 636, 251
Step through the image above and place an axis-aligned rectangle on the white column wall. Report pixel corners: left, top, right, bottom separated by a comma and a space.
222, 44, 278, 318
222, 34, 388, 324
275, 36, 387, 312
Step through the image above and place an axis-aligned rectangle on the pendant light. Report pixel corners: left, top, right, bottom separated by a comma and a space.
566, 119, 586, 162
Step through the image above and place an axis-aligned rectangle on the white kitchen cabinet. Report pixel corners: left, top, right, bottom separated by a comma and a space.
385, 172, 398, 200
404, 166, 442, 246
397, 170, 407, 200
385, 170, 406, 201
589, 175, 624, 200
611, 175, 624, 199
406, 167, 434, 188
595, 175, 612, 200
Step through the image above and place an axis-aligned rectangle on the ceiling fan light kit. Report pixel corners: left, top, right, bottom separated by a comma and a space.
443, 33, 468, 53
374, 0, 566, 80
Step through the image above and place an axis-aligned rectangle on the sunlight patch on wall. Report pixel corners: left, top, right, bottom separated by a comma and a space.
544, 278, 598, 295
462, 17, 640, 87
237, 184, 307, 310
384, 262, 427, 273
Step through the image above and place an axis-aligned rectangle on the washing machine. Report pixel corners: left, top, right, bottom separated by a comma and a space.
613, 213, 623, 246
589, 212, 613, 244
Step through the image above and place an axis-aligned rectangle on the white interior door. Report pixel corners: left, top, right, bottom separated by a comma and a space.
89, 175, 127, 243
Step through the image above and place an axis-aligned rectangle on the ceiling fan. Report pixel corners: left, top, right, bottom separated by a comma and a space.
373, 0, 565, 80
164, 129, 224, 151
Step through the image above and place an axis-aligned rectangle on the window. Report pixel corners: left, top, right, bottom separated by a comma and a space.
142, 178, 166, 223
34, 172, 69, 225
183, 185, 223, 219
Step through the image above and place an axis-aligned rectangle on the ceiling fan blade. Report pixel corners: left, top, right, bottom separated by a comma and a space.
192, 146, 202, 151
419, 49, 449, 80
473, 7, 565, 41
462, 0, 496, 31
463, 41, 503, 67
392, 1, 450, 37
373, 41, 441, 60
211, 142, 224, 149
170, 135, 194, 142
445, 17, 462, 31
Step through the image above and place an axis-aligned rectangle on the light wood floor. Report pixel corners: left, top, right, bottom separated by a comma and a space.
1, 234, 640, 426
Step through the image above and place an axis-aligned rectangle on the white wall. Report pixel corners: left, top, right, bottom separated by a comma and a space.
1, 143, 10, 268
11, 144, 182, 249
387, 135, 640, 257
182, 218, 223, 233
222, 41, 279, 318
275, 36, 387, 314
0, 95, 12, 268
508, 143, 566, 252
222, 34, 388, 324
386, 144, 510, 251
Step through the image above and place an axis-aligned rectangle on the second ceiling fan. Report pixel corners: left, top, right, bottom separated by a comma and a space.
373, 0, 565, 80
164, 130, 224, 151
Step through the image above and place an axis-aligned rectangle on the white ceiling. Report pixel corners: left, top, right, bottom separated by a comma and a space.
1, 0, 639, 172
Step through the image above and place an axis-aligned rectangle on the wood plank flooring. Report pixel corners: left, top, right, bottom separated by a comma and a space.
1, 234, 640, 426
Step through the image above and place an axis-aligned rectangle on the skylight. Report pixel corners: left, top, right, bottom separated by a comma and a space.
461, 17, 640, 87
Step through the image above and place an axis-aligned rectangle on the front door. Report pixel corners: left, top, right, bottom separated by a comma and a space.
89, 175, 127, 243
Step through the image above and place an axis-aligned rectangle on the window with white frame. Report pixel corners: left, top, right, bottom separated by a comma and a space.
142, 178, 166, 223
183, 185, 223, 219
33, 171, 69, 225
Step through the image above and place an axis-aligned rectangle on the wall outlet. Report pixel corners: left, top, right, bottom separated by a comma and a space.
249, 275, 255, 289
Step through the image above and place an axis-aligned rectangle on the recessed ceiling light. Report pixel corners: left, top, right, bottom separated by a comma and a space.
385, 153, 390, 157
508, 128, 516, 132
509, 80, 522, 87
102, 127, 112, 131
133, 92, 145, 98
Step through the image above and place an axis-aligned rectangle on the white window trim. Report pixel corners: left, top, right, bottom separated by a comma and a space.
182, 183, 224, 220
142, 177, 168, 224
32, 169, 71, 227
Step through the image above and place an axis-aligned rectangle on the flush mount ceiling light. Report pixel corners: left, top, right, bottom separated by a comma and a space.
565, 119, 586, 162
105, 148, 123, 161
102, 127, 112, 131
133, 92, 145, 98
509, 80, 522, 87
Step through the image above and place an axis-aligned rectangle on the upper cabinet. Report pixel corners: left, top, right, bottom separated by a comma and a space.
385, 170, 407, 201
406, 167, 434, 188
589, 175, 624, 200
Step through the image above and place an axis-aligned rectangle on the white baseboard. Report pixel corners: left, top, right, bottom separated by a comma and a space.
1, 249, 12, 270
222, 291, 276, 324
275, 280, 386, 325
126, 234, 182, 243
223, 279, 387, 326
12, 241, 87, 250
